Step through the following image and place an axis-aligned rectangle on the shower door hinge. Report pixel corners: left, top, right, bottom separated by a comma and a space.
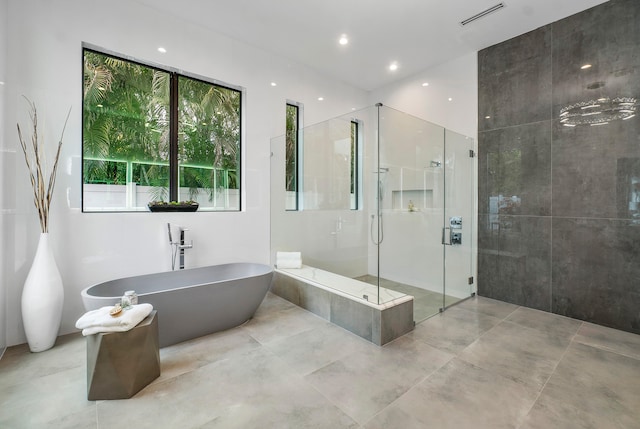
468, 276, 474, 285
469, 150, 476, 158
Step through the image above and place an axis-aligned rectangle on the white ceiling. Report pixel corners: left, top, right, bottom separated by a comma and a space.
133, 0, 608, 91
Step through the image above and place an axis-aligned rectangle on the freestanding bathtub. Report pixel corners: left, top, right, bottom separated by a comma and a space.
81, 263, 273, 347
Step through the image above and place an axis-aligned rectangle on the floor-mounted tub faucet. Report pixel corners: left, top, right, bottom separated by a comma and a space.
167, 223, 193, 270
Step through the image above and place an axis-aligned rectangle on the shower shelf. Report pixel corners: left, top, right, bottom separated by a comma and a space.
391, 189, 433, 210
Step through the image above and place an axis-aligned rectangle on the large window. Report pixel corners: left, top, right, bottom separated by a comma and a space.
82, 48, 242, 212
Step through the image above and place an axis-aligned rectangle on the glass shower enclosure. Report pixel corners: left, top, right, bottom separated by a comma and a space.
271, 104, 475, 322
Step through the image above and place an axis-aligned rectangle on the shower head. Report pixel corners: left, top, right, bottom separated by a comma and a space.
429, 161, 442, 168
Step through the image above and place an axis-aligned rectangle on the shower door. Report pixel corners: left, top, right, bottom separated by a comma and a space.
377, 107, 446, 320
442, 130, 475, 309
377, 105, 475, 322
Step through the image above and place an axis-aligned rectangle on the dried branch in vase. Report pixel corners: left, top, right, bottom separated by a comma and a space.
17, 98, 71, 233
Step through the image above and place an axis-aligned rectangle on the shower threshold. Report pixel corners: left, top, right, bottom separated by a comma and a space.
355, 275, 465, 323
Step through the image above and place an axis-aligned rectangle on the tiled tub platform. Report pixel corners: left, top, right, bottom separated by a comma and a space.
271, 266, 414, 345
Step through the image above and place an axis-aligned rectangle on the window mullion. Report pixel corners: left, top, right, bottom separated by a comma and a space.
169, 72, 179, 202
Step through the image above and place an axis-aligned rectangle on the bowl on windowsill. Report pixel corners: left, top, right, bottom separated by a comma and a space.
147, 201, 199, 212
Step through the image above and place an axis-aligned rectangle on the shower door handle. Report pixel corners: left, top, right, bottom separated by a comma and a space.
442, 227, 452, 245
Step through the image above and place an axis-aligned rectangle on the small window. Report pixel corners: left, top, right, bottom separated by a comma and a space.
82, 47, 242, 212
350, 120, 359, 210
285, 102, 300, 210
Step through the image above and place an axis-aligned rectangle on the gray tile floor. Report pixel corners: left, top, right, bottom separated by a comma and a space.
1, 292, 639, 428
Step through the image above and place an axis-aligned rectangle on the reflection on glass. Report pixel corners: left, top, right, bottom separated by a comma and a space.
559, 97, 636, 127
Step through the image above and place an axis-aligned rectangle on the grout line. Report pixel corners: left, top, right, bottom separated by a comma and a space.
361, 374, 429, 426
549, 40, 554, 312
361, 355, 455, 427
515, 320, 583, 429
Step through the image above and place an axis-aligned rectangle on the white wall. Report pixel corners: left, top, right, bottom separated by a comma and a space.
0, 0, 8, 353
3, 0, 368, 346
369, 52, 478, 141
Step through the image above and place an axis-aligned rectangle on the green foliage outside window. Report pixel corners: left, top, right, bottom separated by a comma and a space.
82, 49, 241, 211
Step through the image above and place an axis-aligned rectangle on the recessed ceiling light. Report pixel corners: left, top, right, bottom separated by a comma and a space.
389, 62, 398, 71
448, 97, 453, 102
485, 115, 491, 119
270, 82, 277, 87
158, 47, 167, 53
339, 35, 349, 45
0, 81, 5, 85
581, 64, 592, 69
422, 82, 429, 87
318, 97, 324, 101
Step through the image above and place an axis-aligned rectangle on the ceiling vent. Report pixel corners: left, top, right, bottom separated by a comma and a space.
460, 3, 506, 26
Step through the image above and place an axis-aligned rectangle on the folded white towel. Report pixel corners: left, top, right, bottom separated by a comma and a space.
75, 303, 153, 335
277, 259, 302, 269
276, 251, 301, 260
81, 324, 148, 336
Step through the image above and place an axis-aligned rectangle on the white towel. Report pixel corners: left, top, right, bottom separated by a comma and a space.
276, 251, 301, 260
81, 324, 148, 336
276, 251, 302, 269
277, 259, 302, 269
75, 303, 153, 336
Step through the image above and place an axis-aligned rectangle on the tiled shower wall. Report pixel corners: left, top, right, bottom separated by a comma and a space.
477, 0, 640, 334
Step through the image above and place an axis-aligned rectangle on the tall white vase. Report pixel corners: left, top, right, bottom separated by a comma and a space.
21, 233, 64, 352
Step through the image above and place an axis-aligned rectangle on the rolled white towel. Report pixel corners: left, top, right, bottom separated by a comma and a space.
75, 303, 153, 335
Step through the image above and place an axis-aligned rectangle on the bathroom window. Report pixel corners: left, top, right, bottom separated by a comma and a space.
285, 102, 301, 210
82, 47, 242, 212
350, 120, 359, 210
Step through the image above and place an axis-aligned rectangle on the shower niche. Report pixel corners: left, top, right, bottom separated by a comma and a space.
388, 164, 441, 211
391, 189, 433, 211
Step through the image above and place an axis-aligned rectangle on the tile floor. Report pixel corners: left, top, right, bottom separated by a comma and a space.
1, 292, 639, 428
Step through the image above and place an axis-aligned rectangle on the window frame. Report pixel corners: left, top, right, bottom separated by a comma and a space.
81, 44, 244, 213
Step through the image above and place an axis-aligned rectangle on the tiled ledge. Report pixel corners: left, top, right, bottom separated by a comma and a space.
271, 270, 414, 346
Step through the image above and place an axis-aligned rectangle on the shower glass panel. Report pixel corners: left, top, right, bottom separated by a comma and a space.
271, 106, 384, 303
271, 104, 475, 319
378, 106, 445, 321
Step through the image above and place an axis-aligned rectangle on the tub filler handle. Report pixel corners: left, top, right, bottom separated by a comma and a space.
168, 223, 193, 270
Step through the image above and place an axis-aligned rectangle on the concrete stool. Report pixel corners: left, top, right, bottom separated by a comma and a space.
86, 310, 160, 400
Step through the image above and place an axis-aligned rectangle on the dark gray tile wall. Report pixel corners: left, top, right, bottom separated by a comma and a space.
478, 0, 640, 334
478, 25, 552, 132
